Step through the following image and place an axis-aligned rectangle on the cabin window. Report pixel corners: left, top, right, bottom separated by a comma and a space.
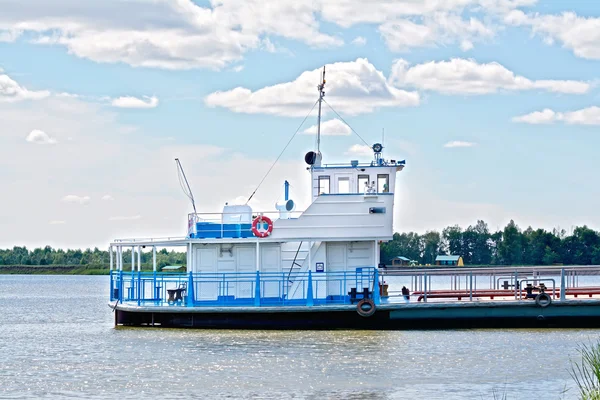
318, 176, 330, 195
358, 175, 369, 193
377, 174, 389, 193
337, 177, 350, 194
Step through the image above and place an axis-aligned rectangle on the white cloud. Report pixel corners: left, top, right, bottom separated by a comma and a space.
390, 58, 590, 95
101, 195, 114, 201
111, 96, 158, 109
345, 144, 373, 157
109, 215, 142, 221
205, 58, 419, 117
62, 195, 91, 205
318, 0, 530, 27
0, 73, 50, 102
0, 1, 534, 70
25, 129, 57, 145
513, 106, 600, 125
49, 220, 66, 225
302, 119, 351, 136
379, 13, 495, 52
444, 141, 477, 148
512, 108, 557, 124
351, 36, 367, 46
0, 0, 340, 70
506, 10, 600, 60
231, 65, 244, 73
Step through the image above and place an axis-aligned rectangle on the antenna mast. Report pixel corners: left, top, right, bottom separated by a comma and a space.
175, 158, 197, 214
316, 66, 326, 155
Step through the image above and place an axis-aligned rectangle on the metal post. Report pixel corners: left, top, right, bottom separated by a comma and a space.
306, 270, 314, 306
284, 180, 289, 201
256, 241, 260, 271
109, 246, 113, 271
469, 271, 473, 301
119, 270, 124, 302
152, 246, 156, 272
187, 242, 192, 273
187, 271, 194, 307
254, 271, 261, 306
374, 240, 379, 268
423, 272, 428, 303
373, 268, 381, 305
118, 246, 122, 271
137, 269, 141, 306
131, 247, 135, 271
137, 245, 141, 272
514, 270, 518, 300
560, 268, 566, 301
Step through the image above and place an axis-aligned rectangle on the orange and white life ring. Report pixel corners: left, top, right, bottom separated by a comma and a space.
251, 215, 273, 238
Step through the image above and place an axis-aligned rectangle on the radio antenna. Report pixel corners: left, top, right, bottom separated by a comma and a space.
316, 66, 326, 155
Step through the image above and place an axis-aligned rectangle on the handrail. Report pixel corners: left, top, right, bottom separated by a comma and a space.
110, 268, 377, 307
113, 236, 187, 243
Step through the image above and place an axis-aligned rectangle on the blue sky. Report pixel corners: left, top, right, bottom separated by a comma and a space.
1, 0, 599, 249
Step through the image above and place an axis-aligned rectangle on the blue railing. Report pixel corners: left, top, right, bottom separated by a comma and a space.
109, 268, 380, 307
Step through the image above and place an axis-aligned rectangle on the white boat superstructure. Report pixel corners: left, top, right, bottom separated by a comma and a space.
109, 65, 405, 313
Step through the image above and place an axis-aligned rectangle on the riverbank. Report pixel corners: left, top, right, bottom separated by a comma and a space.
0, 265, 110, 275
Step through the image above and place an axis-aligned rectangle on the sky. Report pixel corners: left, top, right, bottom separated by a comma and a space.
1, 0, 599, 250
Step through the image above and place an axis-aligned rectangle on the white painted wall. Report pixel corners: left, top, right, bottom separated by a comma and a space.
190, 240, 377, 301
194, 246, 218, 299
271, 193, 394, 241
235, 246, 255, 298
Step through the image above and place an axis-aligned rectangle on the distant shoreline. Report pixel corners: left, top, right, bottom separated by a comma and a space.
0, 265, 110, 275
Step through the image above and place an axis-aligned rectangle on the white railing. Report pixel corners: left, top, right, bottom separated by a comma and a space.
112, 236, 187, 244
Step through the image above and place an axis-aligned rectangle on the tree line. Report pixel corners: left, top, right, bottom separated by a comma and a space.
380, 220, 600, 266
0, 246, 186, 270
1, 220, 599, 268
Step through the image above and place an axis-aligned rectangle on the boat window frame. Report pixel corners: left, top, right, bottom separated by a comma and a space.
377, 174, 389, 193
337, 176, 350, 194
318, 175, 330, 195
357, 174, 369, 193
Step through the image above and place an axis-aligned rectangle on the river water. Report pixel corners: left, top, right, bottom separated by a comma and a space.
0, 275, 598, 399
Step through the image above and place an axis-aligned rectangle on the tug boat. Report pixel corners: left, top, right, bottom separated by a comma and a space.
109, 67, 407, 328
108, 66, 600, 329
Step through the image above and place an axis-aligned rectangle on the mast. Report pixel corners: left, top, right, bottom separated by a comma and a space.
316, 66, 326, 155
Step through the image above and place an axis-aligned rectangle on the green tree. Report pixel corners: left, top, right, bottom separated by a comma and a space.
422, 231, 444, 265
442, 225, 462, 257
497, 220, 523, 265
469, 220, 493, 265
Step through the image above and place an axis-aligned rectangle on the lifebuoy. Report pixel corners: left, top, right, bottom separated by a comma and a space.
356, 298, 376, 317
251, 215, 273, 238
535, 293, 552, 308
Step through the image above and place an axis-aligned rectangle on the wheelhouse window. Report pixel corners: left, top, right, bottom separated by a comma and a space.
338, 177, 350, 194
318, 176, 330, 195
377, 174, 389, 193
358, 175, 369, 193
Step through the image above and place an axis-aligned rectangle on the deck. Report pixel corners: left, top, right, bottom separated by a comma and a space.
110, 265, 600, 329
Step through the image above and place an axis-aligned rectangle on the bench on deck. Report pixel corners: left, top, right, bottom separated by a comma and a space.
167, 284, 187, 303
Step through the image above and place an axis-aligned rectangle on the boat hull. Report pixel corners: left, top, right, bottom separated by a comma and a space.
113, 300, 600, 330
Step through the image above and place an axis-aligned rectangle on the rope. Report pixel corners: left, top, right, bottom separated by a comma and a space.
245, 99, 319, 204
323, 99, 371, 148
